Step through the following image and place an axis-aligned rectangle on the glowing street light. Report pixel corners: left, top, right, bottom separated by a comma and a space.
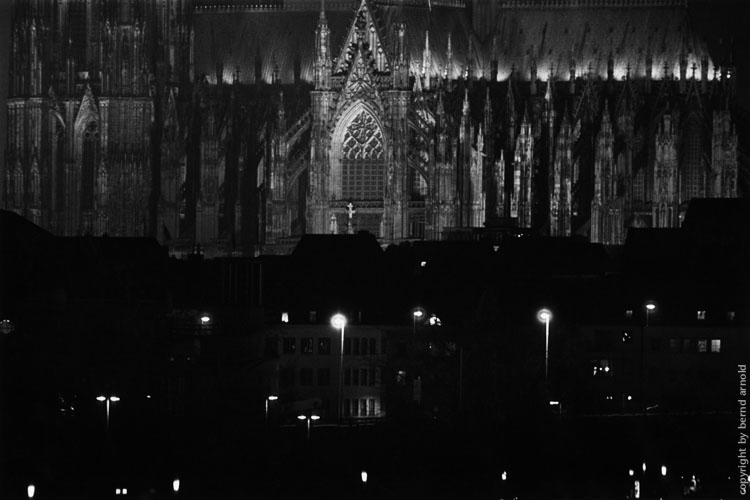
27, 484, 35, 499
645, 302, 656, 326
298, 414, 321, 441
96, 395, 120, 432
172, 478, 180, 493
265, 395, 278, 423
331, 314, 347, 420
412, 308, 425, 335
661, 465, 667, 477
361, 470, 368, 484
537, 309, 552, 381
200, 314, 211, 325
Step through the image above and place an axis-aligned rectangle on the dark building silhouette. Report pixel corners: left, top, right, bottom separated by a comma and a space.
2, 0, 746, 258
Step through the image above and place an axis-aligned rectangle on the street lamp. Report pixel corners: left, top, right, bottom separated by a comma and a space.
331, 313, 347, 420
361, 470, 368, 484
645, 302, 656, 327
27, 484, 35, 499
537, 309, 552, 381
297, 414, 320, 441
200, 314, 211, 325
412, 308, 425, 335
172, 478, 180, 494
96, 395, 120, 432
265, 395, 278, 423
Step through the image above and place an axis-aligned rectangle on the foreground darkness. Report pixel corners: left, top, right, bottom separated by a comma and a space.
1, 199, 749, 499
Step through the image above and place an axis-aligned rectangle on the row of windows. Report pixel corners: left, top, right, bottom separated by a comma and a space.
280, 367, 382, 387
343, 398, 378, 418
344, 367, 380, 387
274, 337, 381, 356
669, 338, 721, 354
281, 368, 331, 387
593, 331, 724, 353
624, 310, 736, 321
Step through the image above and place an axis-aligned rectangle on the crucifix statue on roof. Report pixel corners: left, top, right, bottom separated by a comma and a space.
346, 202, 356, 234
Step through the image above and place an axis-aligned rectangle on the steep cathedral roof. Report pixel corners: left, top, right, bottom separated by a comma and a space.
194, 0, 712, 85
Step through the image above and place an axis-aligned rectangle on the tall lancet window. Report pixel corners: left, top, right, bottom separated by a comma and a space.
681, 112, 705, 202
341, 111, 385, 200
81, 122, 99, 210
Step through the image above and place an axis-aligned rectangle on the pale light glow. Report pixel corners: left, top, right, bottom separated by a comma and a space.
110, 396, 120, 402
200, 314, 211, 325
122, 488, 127, 495
173, 479, 180, 493
642, 462, 647, 472
645, 303, 656, 311
27, 485, 35, 499
413, 309, 425, 319
629, 469, 634, 477
537, 309, 552, 323
331, 314, 347, 330
297, 415, 307, 420
310, 415, 320, 420
361, 470, 368, 483
661, 465, 667, 476
116, 489, 121, 495
96, 396, 106, 401
281, 312, 289, 323
501, 471, 507, 481
267, 395, 278, 401
549, 401, 560, 406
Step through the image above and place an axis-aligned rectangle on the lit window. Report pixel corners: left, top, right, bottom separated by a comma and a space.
697, 339, 708, 353
728, 311, 736, 321
591, 359, 612, 376
318, 338, 331, 355
309, 310, 317, 322
396, 370, 406, 384
420, 261, 427, 267
625, 310, 634, 318
281, 312, 289, 323
302, 337, 314, 354
697, 310, 706, 320
710, 339, 721, 353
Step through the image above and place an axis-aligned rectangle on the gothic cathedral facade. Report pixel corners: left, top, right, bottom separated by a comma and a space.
3, 0, 743, 256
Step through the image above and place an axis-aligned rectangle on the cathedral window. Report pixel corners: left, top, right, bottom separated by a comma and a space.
81, 121, 99, 210
341, 111, 385, 201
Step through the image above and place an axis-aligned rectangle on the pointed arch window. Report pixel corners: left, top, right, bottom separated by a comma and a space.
341, 111, 385, 200
81, 121, 100, 210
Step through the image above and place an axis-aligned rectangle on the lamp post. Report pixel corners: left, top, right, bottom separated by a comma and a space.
265, 395, 278, 423
96, 395, 120, 432
537, 309, 552, 381
297, 414, 320, 441
331, 314, 347, 420
412, 308, 425, 335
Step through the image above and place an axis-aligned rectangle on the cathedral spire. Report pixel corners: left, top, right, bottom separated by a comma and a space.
422, 29, 431, 89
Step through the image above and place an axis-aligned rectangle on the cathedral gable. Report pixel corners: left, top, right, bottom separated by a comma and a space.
334, 0, 390, 77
